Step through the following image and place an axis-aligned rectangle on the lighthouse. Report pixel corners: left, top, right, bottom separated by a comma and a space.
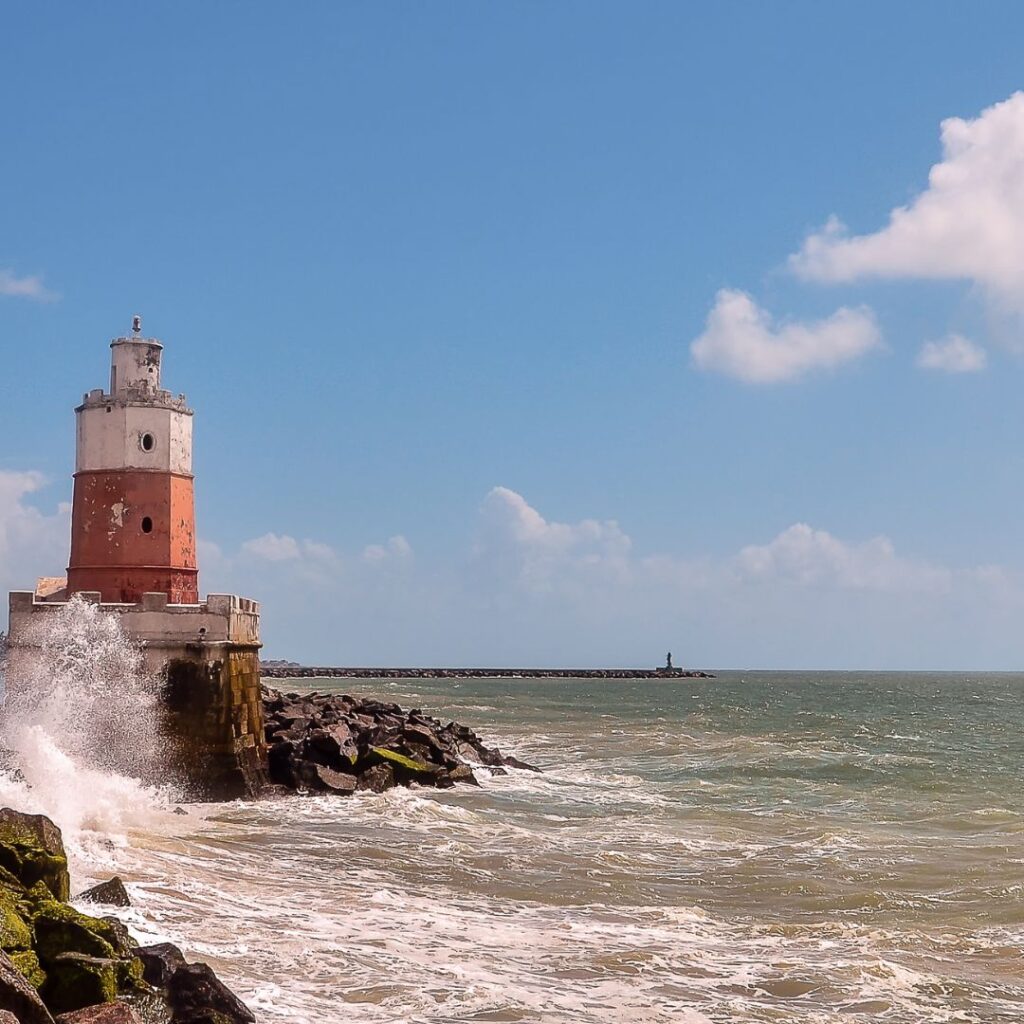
6, 318, 269, 798
67, 316, 198, 603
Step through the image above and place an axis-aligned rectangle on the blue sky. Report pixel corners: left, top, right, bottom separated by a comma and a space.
3, 3, 1024, 668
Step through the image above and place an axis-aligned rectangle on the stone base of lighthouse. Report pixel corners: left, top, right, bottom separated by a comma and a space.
6, 590, 269, 800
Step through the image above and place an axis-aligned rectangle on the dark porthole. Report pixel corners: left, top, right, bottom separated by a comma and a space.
141, 517, 153, 534
141, 433, 155, 452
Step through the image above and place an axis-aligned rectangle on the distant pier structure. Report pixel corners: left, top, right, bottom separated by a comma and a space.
6, 318, 268, 798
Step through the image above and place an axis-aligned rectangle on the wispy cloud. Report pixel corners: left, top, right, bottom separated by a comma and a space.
690, 289, 880, 384
0, 270, 58, 302
916, 334, 987, 373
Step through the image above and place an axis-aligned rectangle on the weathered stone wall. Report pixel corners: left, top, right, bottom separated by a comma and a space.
6, 591, 268, 801
163, 647, 268, 799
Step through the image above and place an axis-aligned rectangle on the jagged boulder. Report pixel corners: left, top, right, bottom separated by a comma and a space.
134, 942, 187, 989
0, 808, 255, 1023
41, 953, 121, 1014
0, 809, 70, 902
75, 878, 130, 908
167, 962, 256, 1024
0, 948, 55, 1024
262, 686, 539, 797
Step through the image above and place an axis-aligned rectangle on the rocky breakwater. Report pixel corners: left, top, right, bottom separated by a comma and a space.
263, 686, 540, 794
0, 808, 253, 1024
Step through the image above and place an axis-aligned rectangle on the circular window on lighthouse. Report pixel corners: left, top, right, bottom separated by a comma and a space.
141, 517, 153, 534
140, 432, 155, 452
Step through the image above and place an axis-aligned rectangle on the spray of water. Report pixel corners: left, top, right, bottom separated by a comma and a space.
0, 596, 179, 862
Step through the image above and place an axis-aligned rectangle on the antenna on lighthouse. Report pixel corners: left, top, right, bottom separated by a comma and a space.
131, 314, 142, 337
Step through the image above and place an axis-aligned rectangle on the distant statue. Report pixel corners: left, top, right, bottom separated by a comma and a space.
132, 314, 142, 336
665, 652, 673, 670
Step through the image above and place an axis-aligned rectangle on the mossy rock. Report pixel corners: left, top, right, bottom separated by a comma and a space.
41, 952, 118, 1014
8, 949, 45, 989
0, 810, 70, 902
31, 898, 116, 964
369, 746, 438, 774
0, 888, 32, 952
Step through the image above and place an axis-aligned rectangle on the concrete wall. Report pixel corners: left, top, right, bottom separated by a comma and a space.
67, 472, 197, 603
76, 403, 193, 475
110, 339, 163, 392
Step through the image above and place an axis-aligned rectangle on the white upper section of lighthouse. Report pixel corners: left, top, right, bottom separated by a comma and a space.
75, 318, 194, 477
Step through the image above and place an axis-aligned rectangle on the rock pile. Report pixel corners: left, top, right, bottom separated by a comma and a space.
0, 808, 253, 1024
262, 686, 540, 794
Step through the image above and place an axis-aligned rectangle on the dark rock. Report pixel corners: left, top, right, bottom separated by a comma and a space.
133, 942, 186, 989
98, 918, 135, 959
306, 725, 357, 764
41, 953, 120, 1014
259, 688, 540, 796
355, 764, 394, 793
303, 764, 357, 795
168, 962, 255, 1024
33, 900, 119, 963
444, 764, 480, 787
503, 755, 542, 773
56, 1004, 142, 1023
76, 877, 130, 908
0, 808, 70, 901
0, 948, 55, 1024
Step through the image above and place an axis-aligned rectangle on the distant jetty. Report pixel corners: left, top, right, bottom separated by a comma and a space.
260, 663, 715, 680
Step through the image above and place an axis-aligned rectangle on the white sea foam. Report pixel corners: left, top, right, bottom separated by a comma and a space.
0, 597, 181, 872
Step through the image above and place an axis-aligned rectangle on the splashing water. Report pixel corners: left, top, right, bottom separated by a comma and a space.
0, 596, 178, 865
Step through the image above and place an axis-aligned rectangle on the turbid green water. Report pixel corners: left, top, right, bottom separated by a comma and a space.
11, 670, 1024, 1022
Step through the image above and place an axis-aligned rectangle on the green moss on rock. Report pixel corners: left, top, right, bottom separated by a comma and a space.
0, 810, 70, 902
369, 746, 437, 773
0, 888, 32, 952
31, 898, 116, 964
8, 949, 45, 989
41, 952, 118, 1014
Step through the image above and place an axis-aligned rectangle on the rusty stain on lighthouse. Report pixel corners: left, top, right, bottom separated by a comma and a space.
67, 317, 199, 604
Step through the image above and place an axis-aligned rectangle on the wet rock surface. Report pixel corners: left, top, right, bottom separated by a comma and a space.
0, 808, 255, 1024
262, 686, 540, 794
74, 880, 130, 910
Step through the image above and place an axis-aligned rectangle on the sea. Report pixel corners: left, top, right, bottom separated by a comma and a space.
3, 637, 1024, 1022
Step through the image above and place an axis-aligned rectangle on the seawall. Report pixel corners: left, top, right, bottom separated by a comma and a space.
260, 665, 715, 679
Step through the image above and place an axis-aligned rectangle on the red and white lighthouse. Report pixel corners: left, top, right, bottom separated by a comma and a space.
66, 317, 199, 604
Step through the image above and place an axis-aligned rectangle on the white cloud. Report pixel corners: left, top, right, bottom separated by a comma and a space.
155, 489, 1024, 669
0, 270, 57, 302
790, 92, 1024, 313
241, 532, 302, 561
734, 523, 951, 594
476, 487, 632, 590
0, 471, 69, 599
916, 334, 987, 373
363, 535, 412, 563
690, 289, 881, 384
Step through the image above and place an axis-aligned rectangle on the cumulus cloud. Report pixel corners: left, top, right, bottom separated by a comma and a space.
790, 92, 1024, 313
0, 471, 69, 598
734, 523, 951, 594
0, 270, 57, 302
916, 334, 987, 373
690, 289, 881, 384
160, 488, 1024, 669
476, 486, 632, 590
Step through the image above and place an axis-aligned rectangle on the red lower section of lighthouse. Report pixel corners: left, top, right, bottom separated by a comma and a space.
67, 469, 199, 604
